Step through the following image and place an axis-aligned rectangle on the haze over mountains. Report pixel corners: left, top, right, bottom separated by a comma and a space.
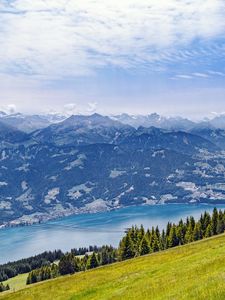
2, 111, 225, 132
1, 111, 225, 227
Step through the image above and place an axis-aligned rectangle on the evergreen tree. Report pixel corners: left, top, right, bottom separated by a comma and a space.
166, 222, 172, 237
202, 212, 211, 235
161, 229, 166, 250
176, 220, 185, 245
189, 216, 195, 230
87, 253, 99, 269
119, 234, 135, 260
205, 224, 212, 238
0, 282, 10, 292
184, 224, 193, 244
140, 236, 150, 255
168, 225, 179, 248
212, 208, 218, 235
193, 223, 202, 241
152, 232, 160, 252
139, 224, 145, 240
165, 222, 172, 249
58, 253, 79, 275
216, 210, 225, 234
128, 226, 139, 255
145, 229, 151, 243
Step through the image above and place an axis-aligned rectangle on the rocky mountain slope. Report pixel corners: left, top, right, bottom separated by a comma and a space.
1, 114, 225, 226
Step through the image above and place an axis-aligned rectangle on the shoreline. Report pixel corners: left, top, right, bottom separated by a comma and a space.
1, 200, 224, 230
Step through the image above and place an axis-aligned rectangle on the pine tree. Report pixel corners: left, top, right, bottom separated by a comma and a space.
26, 273, 31, 285
189, 216, 195, 230
184, 223, 193, 244
166, 222, 172, 238
161, 229, 166, 250
193, 223, 202, 241
168, 225, 179, 248
139, 224, 145, 240
58, 253, 79, 275
0, 282, 10, 292
87, 253, 99, 269
202, 212, 211, 235
119, 234, 135, 260
152, 232, 160, 252
30, 271, 37, 283
129, 226, 139, 255
205, 224, 212, 238
176, 220, 185, 245
140, 236, 150, 255
216, 210, 225, 234
212, 208, 218, 235
145, 229, 151, 243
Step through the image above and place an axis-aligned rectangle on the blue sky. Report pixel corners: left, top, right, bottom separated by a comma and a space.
0, 0, 225, 118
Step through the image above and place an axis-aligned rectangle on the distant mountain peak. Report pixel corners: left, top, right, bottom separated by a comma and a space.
61, 113, 127, 128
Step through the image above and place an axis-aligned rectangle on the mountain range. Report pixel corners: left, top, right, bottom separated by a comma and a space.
1, 112, 225, 226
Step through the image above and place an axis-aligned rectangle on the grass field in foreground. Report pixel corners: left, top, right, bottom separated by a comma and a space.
1, 234, 225, 300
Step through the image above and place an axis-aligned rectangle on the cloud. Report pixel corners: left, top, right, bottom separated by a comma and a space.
175, 74, 193, 79
192, 72, 209, 78
63, 103, 78, 115
0, 104, 17, 114
208, 70, 225, 76
0, 0, 225, 79
62, 102, 97, 115
87, 102, 98, 113
173, 70, 225, 80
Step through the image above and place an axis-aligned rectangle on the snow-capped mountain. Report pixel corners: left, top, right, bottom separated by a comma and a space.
111, 113, 196, 131
0, 112, 66, 133
2, 111, 225, 134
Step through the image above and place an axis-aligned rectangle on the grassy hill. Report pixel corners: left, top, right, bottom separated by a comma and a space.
2, 273, 28, 293
1, 234, 225, 300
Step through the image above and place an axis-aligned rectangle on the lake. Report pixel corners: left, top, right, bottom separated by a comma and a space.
1, 204, 225, 264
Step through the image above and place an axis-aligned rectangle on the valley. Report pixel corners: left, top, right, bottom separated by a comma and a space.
1, 113, 225, 227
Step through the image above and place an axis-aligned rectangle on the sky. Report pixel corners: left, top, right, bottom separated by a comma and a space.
0, 0, 225, 119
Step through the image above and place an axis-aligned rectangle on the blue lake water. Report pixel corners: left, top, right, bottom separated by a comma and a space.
1, 204, 225, 264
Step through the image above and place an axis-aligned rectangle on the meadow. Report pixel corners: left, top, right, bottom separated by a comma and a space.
1, 233, 225, 300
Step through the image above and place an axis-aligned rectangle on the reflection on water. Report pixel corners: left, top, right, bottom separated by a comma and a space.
1, 204, 225, 264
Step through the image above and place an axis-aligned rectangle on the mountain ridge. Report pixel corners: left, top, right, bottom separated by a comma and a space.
1, 113, 225, 227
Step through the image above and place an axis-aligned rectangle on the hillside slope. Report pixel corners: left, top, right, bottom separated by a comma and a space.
2, 234, 225, 300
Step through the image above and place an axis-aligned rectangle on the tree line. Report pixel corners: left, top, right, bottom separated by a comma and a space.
26, 245, 116, 284
0, 250, 63, 282
118, 207, 224, 259
0, 245, 110, 283
25, 208, 225, 285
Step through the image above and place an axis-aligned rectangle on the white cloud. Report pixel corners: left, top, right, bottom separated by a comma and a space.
87, 102, 98, 113
208, 70, 225, 76
192, 72, 209, 78
0, 0, 225, 79
0, 104, 17, 114
62, 102, 98, 115
63, 103, 78, 115
175, 74, 193, 79
174, 70, 225, 80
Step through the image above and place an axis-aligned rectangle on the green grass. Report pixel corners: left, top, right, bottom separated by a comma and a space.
2, 234, 225, 300
2, 273, 28, 293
